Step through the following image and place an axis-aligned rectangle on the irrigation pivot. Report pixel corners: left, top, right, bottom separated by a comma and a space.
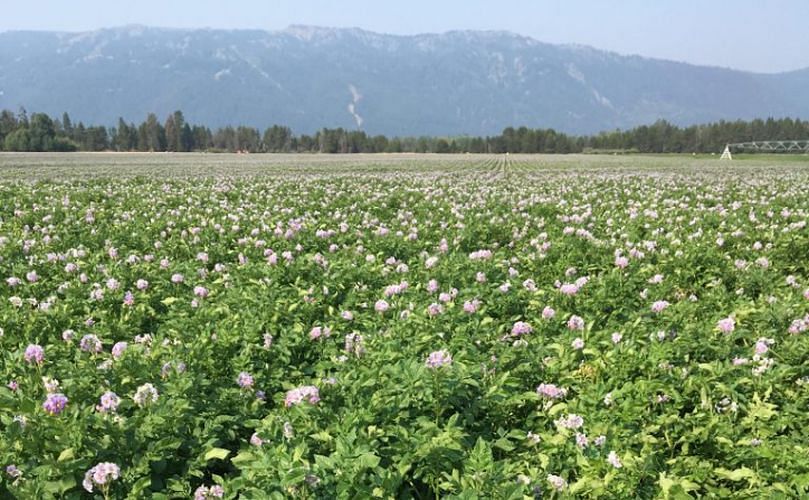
723, 140, 809, 158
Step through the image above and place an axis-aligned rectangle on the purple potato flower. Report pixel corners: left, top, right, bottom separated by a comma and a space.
43, 393, 69, 416
133, 383, 159, 407
194, 485, 225, 499
80, 334, 103, 353
237, 371, 254, 389
425, 350, 453, 369
511, 321, 533, 336
96, 391, 120, 414
284, 385, 320, 407
24, 344, 45, 365
83, 462, 120, 493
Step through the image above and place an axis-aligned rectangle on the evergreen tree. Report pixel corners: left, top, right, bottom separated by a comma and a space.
173, 111, 188, 151
143, 113, 165, 151
62, 112, 73, 138
17, 107, 28, 128
181, 123, 193, 152
164, 110, 189, 152
0, 106, 807, 154
0, 110, 18, 149
164, 114, 178, 151
191, 125, 212, 151
236, 126, 261, 152
113, 118, 131, 151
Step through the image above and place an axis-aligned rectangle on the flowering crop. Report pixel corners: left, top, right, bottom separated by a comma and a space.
23, 344, 44, 365
83, 462, 120, 496
42, 393, 68, 416
0, 154, 808, 497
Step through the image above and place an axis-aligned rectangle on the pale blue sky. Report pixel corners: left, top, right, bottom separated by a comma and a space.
1, 0, 807, 73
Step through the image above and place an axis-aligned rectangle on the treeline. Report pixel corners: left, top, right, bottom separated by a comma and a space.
1, 108, 808, 154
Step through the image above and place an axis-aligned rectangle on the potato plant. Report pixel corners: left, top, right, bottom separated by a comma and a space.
1, 156, 808, 498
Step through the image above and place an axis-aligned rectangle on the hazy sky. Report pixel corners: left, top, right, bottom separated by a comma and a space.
2, 0, 807, 73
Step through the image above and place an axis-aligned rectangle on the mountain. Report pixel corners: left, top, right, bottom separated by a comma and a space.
0, 25, 807, 136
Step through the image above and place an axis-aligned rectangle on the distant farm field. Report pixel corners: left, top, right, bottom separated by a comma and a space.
0, 151, 806, 179
1, 153, 808, 498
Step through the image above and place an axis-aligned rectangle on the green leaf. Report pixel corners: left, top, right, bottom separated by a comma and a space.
231, 452, 255, 465
131, 476, 153, 495
358, 453, 381, 469
714, 467, 757, 482
493, 437, 515, 452
281, 467, 307, 486
204, 448, 231, 461
57, 448, 75, 462
397, 461, 411, 476
43, 477, 76, 494
659, 473, 675, 494
715, 436, 733, 446
792, 472, 809, 488
310, 431, 333, 442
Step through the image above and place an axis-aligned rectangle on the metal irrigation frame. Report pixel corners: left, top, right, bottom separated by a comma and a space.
726, 140, 809, 153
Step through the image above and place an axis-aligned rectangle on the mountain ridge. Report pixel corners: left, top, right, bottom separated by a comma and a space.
0, 25, 807, 135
